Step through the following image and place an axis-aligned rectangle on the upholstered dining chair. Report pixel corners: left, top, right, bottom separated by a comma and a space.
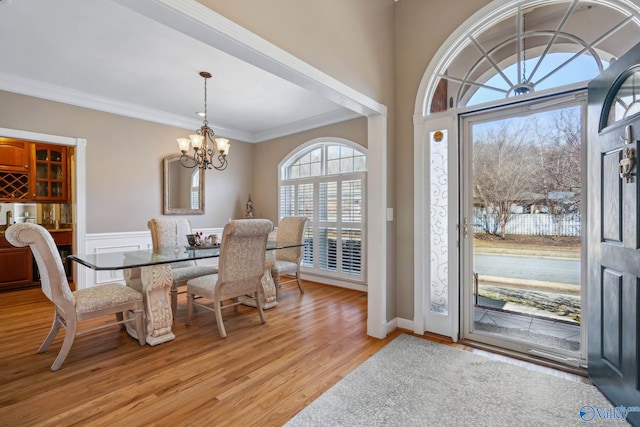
185, 219, 273, 338
271, 216, 308, 299
147, 218, 217, 318
5, 223, 145, 371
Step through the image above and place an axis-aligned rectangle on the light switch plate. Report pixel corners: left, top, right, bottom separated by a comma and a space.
386, 208, 394, 221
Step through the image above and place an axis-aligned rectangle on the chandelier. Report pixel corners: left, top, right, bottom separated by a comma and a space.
177, 71, 230, 171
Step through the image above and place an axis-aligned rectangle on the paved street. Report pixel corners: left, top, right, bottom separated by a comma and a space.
474, 253, 579, 285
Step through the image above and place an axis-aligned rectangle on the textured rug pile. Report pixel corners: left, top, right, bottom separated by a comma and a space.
286, 334, 621, 426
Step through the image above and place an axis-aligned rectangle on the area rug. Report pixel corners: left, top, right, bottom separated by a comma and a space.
285, 334, 626, 427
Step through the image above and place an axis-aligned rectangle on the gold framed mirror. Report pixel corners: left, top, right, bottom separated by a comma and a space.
163, 155, 204, 215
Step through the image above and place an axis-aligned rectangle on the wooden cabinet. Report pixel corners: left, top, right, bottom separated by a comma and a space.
0, 234, 33, 291
0, 140, 69, 203
0, 230, 73, 291
0, 139, 30, 202
31, 144, 68, 201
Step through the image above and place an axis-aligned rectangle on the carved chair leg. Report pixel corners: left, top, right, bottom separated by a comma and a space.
38, 310, 63, 353
256, 289, 266, 324
134, 308, 145, 345
296, 271, 304, 294
214, 295, 227, 339
116, 312, 124, 330
186, 293, 194, 325
50, 317, 77, 371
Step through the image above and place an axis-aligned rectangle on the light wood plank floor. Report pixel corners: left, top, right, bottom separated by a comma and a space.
0, 280, 586, 426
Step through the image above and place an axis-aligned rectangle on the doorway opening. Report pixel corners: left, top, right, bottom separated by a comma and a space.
461, 93, 586, 366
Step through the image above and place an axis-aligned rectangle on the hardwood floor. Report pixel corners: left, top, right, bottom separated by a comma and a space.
0, 280, 587, 426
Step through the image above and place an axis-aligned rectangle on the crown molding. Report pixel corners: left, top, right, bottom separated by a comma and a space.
251, 109, 361, 142
0, 72, 364, 144
0, 72, 196, 129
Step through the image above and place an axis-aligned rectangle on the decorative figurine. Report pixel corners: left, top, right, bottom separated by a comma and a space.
246, 194, 254, 218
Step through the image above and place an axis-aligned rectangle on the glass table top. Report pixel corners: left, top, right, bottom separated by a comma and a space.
68, 241, 303, 271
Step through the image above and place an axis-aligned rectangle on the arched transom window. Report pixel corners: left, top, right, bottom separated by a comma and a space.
279, 140, 367, 283
427, 0, 640, 114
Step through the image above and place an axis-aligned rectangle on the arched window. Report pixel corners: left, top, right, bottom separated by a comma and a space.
190, 170, 199, 210
425, 1, 640, 114
279, 139, 366, 283
606, 67, 640, 125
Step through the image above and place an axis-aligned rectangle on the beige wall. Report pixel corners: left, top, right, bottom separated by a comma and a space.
394, 0, 492, 319
198, 0, 395, 101
251, 117, 368, 222
0, 90, 253, 233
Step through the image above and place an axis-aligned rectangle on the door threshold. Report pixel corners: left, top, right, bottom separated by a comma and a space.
460, 338, 589, 380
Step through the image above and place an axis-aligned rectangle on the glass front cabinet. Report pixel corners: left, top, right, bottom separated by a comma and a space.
30, 144, 68, 201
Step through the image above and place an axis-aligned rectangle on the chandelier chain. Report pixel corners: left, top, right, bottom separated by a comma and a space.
203, 76, 208, 126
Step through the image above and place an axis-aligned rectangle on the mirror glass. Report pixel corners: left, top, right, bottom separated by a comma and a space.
163, 155, 204, 215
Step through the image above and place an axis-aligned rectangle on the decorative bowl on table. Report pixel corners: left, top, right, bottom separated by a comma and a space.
185, 234, 220, 250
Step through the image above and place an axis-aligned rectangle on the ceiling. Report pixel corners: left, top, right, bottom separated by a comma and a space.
0, 0, 362, 143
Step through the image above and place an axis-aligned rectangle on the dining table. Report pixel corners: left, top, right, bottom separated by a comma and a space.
68, 241, 303, 346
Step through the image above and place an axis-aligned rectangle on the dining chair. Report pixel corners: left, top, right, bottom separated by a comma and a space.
5, 223, 145, 371
147, 218, 217, 318
185, 219, 273, 338
271, 216, 308, 299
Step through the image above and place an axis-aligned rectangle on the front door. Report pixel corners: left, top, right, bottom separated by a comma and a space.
587, 42, 640, 425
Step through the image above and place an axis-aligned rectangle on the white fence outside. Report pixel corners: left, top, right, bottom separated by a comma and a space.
473, 213, 580, 237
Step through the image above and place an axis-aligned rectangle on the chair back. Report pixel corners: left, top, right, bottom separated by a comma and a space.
217, 219, 273, 291
275, 217, 308, 263
148, 218, 196, 268
5, 223, 75, 313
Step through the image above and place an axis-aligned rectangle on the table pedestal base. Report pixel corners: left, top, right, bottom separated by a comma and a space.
239, 268, 278, 309
124, 264, 175, 345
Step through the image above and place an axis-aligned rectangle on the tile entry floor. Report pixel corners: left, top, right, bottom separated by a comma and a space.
473, 303, 581, 352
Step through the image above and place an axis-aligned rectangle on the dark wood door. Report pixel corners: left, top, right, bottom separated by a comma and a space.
588, 42, 640, 426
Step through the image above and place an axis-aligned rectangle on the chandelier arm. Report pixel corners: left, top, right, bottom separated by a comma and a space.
213, 154, 228, 171
179, 154, 198, 168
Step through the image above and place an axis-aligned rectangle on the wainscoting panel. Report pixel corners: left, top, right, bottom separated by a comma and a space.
78, 228, 222, 289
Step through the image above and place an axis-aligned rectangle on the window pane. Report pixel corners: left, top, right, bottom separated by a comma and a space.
289, 165, 299, 179
302, 227, 314, 267
342, 180, 362, 222
280, 185, 295, 218
310, 148, 322, 162
297, 183, 313, 220
353, 155, 366, 172
320, 181, 338, 222
327, 145, 340, 160
310, 161, 322, 177
327, 159, 340, 175
341, 228, 362, 274
340, 146, 354, 158
318, 227, 337, 271
340, 157, 353, 173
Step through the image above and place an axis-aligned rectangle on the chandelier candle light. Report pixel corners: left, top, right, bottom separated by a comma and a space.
177, 71, 230, 171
